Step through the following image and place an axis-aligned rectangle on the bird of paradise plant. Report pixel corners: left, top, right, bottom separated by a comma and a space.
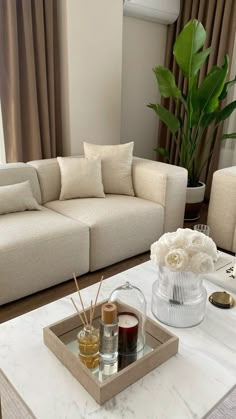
148, 19, 236, 187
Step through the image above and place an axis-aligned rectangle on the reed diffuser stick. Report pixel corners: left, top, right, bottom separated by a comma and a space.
90, 275, 104, 325
90, 300, 93, 328
70, 297, 86, 327
71, 274, 104, 330
73, 273, 89, 325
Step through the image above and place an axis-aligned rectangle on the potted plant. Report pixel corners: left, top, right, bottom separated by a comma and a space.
148, 19, 236, 220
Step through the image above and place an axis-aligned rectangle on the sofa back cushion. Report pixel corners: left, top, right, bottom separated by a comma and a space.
57, 157, 105, 200
84, 142, 135, 196
28, 158, 61, 204
28, 152, 136, 204
0, 163, 42, 204
0, 181, 41, 215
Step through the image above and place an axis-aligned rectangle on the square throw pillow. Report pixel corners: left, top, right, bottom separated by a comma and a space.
57, 157, 105, 200
83, 142, 134, 196
0, 181, 41, 215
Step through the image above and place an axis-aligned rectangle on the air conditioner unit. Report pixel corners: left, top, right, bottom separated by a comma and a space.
123, 0, 180, 25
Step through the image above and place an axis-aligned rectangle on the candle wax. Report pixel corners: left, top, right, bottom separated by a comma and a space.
118, 313, 139, 354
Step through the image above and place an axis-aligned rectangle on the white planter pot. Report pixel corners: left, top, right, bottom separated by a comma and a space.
184, 182, 206, 221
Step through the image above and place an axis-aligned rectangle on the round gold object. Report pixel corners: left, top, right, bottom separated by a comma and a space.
209, 291, 234, 309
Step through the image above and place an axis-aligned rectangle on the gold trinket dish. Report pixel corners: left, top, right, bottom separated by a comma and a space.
209, 291, 234, 309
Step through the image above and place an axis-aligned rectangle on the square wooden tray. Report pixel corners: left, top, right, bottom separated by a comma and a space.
43, 301, 179, 405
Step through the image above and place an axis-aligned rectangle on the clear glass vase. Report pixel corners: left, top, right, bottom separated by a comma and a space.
151, 266, 207, 327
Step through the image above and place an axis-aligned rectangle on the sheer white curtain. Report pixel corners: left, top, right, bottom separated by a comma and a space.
0, 101, 6, 164
218, 34, 236, 169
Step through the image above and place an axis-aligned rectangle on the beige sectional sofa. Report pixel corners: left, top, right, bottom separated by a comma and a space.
0, 157, 187, 305
207, 166, 236, 252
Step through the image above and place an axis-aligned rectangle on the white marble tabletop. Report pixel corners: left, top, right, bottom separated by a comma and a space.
0, 260, 236, 419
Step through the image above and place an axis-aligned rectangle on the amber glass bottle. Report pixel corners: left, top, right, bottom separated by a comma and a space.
77, 325, 99, 370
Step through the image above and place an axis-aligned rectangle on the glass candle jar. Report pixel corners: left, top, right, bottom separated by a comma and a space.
109, 281, 147, 354
77, 325, 99, 370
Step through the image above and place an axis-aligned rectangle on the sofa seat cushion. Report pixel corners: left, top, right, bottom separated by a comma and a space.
0, 207, 89, 305
45, 195, 164, 271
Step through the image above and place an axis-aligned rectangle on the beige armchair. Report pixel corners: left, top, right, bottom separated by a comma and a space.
207, 166, 236, 252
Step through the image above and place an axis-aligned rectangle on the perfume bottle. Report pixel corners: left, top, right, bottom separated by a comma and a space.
77, 325, 99, 370
99, 303, 118, 363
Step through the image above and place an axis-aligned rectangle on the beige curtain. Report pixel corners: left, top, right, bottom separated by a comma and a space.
157, 0, 236, 197
0, 0, 62, 163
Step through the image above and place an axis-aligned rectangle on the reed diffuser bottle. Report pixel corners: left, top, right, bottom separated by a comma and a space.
99, 303, 118, 363
71, 273, 104, 370
77, 325, 99, 370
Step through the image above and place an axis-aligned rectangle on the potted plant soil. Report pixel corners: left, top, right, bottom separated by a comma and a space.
148, 19, 236, 220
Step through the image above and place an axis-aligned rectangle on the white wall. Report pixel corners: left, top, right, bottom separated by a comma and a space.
59, 0, 123, 156
121, 16, 167, 160
58, 4, 168, 159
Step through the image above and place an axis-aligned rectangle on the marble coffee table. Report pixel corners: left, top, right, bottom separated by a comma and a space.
0, 257, 236, 419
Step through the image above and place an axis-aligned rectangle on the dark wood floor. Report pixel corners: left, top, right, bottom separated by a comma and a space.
0, 202, 209, 324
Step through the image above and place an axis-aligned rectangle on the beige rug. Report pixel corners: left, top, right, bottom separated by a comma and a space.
0, 369, 35, 419
203, 385, 236, 419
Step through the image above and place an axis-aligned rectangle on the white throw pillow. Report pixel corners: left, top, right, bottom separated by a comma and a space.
0, 181, 41, 215
83, 142, 134, 196
57, 157, 105, 200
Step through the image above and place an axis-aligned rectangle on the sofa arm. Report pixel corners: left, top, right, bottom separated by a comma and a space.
207, 167, 236, 252
132, 158, 188, 232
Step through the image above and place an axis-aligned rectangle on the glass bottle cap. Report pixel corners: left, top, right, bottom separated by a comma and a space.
101, 302, 117, 323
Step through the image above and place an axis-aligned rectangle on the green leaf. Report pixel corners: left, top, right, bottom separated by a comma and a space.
191, 48, 210, 76
219, 76, 236, 100
216, 100, 236, 123
196, 55, 229, 113
147, 103, 180, 135
153, 147, 170, 159
153, 66, 181, 98
200, 112, 217, 127
191, 110, 201, 126
173, 19, 206, 79
221, 132, 236, 140
190, 75, 200, 126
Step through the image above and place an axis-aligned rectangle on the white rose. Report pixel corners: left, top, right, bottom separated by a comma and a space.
203, 237, 218, 260
164, 248, 189, 272
185, 232, 217, 260
190, 252, 214, 273
150, 241, 167, 266
159, 230, 188, 250
185, 231, 206, 253
177, 228, 193, 236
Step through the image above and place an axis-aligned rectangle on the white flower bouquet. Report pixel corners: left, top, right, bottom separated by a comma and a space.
151, 228, 218, 273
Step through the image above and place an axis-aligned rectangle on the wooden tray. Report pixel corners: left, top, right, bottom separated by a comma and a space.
43, 301, 179, 405
0, 369, 36, 419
